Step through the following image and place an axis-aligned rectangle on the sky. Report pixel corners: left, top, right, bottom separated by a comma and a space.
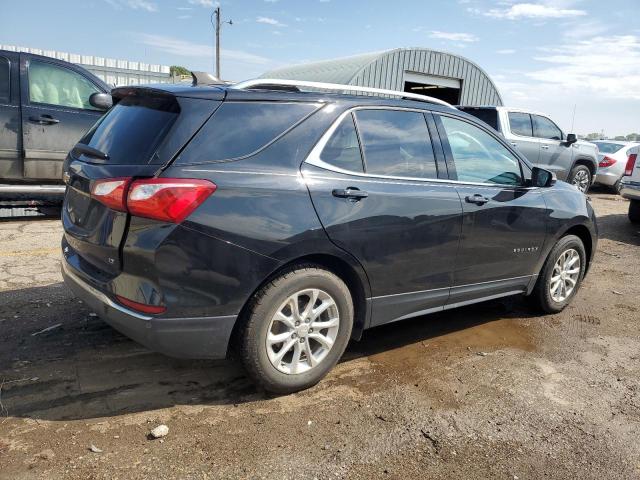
1, 0, 639, 136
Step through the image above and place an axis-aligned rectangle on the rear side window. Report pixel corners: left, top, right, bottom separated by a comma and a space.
533, 115, 563, 140
460, 108, 499, 131
319, 114, 364, 172
0, 57, 9, 104
355, 109, 438, 179
508, 112, 533, 137
79, 94, 179, 164
177, 102, 317, 164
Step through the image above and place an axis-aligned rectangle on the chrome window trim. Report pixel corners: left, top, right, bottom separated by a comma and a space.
304, 106, 538, 190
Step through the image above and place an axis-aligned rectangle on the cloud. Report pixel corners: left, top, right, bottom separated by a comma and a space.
429, 31, 479, 42
497, 49, 516, 54
485, 3, 586, 20
103, 0, 157, 11
256, 16, 287, 27
188, 0, 217, 7
526, 35, 640, 99
178, 14, 192, 19
136, 33, 272, 65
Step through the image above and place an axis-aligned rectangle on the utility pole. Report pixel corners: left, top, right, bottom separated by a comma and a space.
212, 7, 232, 80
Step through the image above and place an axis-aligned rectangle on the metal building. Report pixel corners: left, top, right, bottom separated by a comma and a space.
262, 47, 503, 106
0, 44, 171, 86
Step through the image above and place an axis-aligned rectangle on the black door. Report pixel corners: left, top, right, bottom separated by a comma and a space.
20, 55, 105, 181
435, 114, 547, 306
0, 52, 21, 179
303, 108, 462, 327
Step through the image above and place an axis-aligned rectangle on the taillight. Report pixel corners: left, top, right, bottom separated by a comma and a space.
115, 295, 166, 314
599, 156, 616, 168
625, 153, 637, 176
91, 178, 131, 212
127, 178, 216, 223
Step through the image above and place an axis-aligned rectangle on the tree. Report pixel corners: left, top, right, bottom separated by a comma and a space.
170, 65, 190, 77
585, 133, 601, 140
614, 136, 626, 141
626, 133, 640, 142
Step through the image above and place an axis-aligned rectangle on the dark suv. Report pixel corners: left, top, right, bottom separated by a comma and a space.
61, 80, 597, 393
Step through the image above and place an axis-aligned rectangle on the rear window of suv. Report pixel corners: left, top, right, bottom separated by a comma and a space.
176, 102, 317, 164
79, 93, 179, 164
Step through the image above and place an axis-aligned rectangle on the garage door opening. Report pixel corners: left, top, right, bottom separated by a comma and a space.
404, 80, 461, 104
403, 72, 462, 104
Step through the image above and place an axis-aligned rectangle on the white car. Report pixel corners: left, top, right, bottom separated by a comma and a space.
593, 141, 640, 191
619, 145, 640, 223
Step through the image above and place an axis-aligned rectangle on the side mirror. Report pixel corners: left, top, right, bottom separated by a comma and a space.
531, 166, 556, 188
89, 92, 113, 111
565, 133, 578, 145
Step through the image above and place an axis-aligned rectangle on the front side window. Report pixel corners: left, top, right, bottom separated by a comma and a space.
355, 109, 438, 179
0, 57, 9, 104
440, 115, 523, 186
28, 60, 101, 110
319, 114, 364, 172
508, 112, 533, 137
533, 115, 563, 140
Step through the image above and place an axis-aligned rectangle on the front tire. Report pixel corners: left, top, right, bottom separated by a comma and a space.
238, 265, 353, 394
629, 200, 640, 224
568, 165, 592, 193
530, 235, 586, 313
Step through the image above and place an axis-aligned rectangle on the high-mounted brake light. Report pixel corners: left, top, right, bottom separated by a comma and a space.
625, 153, 637, 176
91, 178, 132, 212
598, 156, 616, 168
127, 178, 217, 223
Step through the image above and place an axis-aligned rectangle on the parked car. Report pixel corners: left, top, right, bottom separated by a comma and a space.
457, 106, 598, 193
592, 141, 639, 191
0, 49, 111, 198
61, 79, 598, 393
619, 145, 640, 223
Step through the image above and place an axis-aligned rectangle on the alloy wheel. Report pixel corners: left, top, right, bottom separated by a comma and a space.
266, 289, 340, 374
572, 170, 590, 193
549, 248, 581, 302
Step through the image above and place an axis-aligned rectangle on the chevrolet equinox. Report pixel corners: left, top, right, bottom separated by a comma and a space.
61, 79, 598, 393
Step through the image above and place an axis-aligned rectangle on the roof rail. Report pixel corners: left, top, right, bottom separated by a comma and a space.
230, 78, 454, 108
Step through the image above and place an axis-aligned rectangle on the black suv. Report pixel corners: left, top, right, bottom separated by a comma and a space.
61, 80, 597, 393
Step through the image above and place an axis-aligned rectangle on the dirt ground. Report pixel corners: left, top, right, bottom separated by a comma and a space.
0, 191, 639, 480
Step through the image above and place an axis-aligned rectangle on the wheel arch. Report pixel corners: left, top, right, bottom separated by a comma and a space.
560, 224, 594, 274
572, 157, 597, 177
231, 252, 371, 350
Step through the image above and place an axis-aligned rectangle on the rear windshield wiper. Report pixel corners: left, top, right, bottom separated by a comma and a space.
72, 143, 109, 160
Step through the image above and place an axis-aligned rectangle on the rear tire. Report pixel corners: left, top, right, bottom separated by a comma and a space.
530, 235, 586, 314
629, 200, 640, 224
238, 265, 353, 394
568, 165, 592, 193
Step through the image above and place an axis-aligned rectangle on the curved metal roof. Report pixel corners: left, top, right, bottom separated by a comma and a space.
262, 47, 503, 106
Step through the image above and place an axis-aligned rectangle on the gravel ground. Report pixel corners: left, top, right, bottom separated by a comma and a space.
0, 191, 638, 480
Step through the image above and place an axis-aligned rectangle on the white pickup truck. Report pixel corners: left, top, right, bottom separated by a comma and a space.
619, 145, 640, 223
458, 106, 599, 193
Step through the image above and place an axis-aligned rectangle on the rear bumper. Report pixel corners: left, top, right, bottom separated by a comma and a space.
620, 180, 640, 201
594, 170, 620, 187
61, 258, 237, 359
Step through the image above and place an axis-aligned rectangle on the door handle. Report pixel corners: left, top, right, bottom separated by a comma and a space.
332, 187, 368, 200
541, 144, 550, 150
510, 142, 518, 147
465, 194, 490, 206
29, 114, 60, 125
